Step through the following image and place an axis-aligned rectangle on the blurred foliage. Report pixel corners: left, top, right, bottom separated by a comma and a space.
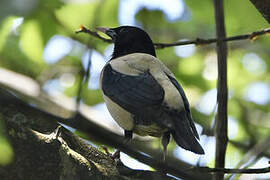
0, 0, 269, 175
0, 117, 13, 165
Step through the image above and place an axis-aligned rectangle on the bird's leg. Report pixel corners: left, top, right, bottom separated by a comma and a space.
124, 130, 133, 144
161, 131, 171, 162
112, 130, 133, 159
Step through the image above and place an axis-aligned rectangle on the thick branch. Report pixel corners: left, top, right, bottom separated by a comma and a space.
213, 0, 228, 180
0, 87, 212, 180
75, 26, 270, 48
0, 88, 177, 180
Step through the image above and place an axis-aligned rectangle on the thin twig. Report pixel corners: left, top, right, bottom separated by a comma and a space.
75, 50, 93, 110
198, 166, 270, 174
75, 25, 270, 48
75, 25, 112, 43
154, 28, 270, 48
75, 1, 103, 111
213, 0, 228, 180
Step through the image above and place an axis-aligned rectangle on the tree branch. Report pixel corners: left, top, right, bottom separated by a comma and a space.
198, 166, 270, 174
213, 0, 228, 180
0, 87, 212, 180
0, 99, 176, 180
75, 25, 112, 43
75, 25, 270, 48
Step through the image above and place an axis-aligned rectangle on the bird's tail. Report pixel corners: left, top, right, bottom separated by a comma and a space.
170, 111, 204, 154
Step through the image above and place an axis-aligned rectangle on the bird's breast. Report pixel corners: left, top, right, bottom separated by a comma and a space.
103, 94, 135, 131
103, 93, 166, 136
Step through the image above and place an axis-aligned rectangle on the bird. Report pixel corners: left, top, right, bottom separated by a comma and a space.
97, 26, 204, 160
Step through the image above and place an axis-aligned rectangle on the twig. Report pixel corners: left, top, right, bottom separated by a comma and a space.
198, 166, 270, 174
75, 25, 112, 43
213, 0, 228, 180
75, 50, 93, 111
154, 28, 270, 48
75, 1, 102, 111
75, 25, 270, 49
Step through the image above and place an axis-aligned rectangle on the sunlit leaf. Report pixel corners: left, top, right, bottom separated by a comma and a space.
55, 2, 100, 31
20, 19, 44, 65
0, 17, 15, 51
99, 0, 119, 27
81, 89, 104, 106
225, 144, 243, 168
0, 118, 13, 165
0, 137, 14, 165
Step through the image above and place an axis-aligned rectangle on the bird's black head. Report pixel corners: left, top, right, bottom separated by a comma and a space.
97, 26, 156, 59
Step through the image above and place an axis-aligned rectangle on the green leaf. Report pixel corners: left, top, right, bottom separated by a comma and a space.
55, 2, 100, 31
99, 0, 119, 27
0, 17, 45, 77
0, 117, 13, 165
82, 89, 104, 106
0, 16, 15, 51
0, 137, 13, 165
136, 9, 169, 28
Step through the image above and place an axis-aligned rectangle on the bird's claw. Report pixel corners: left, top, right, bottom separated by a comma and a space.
101, 146, 121, 160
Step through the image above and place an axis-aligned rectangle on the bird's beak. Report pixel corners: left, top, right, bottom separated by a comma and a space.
96, 27, 117, 42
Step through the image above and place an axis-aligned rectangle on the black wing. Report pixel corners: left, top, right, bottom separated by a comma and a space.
166, 74, 200, 139
102, 64, 164, 115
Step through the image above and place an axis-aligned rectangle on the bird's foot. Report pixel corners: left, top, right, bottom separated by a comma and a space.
112, 149, 121, 159
52, 125, 62, 140
101, 146, 121, 160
